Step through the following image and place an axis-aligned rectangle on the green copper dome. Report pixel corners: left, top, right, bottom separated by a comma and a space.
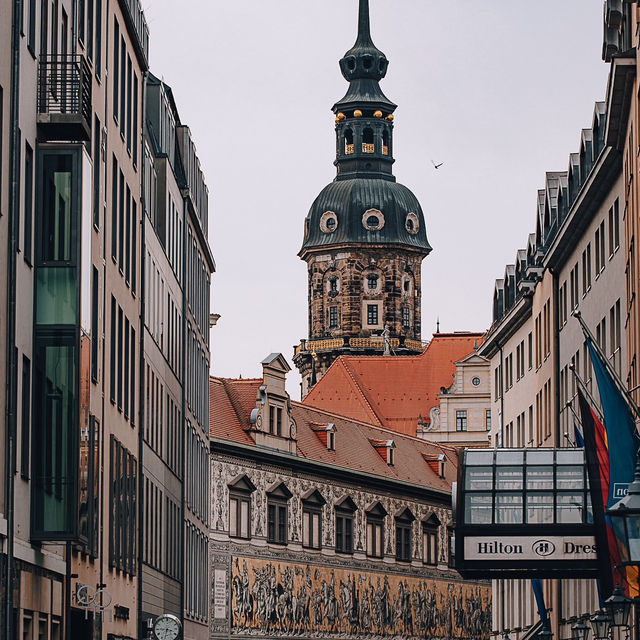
300, 0, 430, 258
300, 178, 431, 255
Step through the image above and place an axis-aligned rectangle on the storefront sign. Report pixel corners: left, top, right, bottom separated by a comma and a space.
464, 536, 597, 561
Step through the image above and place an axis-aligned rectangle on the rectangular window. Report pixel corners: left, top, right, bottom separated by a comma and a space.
118, 171, 124, 272
109, 435, 137, 574
126, 54, 132, 152
267, 499, 287, 544
485, 409, 491, 431
395, 520, 412, 561
276, 407, 282, 437
528, 332, 533, 370
133, 74, 139, 166
86, 0, 93, 60
95, 0, 102, 78
111, 155, 117, 260
132, 200, 137, 294
78, 0, 85, 44
423, 526, 438, 565
112, 19, 119, 120
130, 326, 135, 426
21, 356, 31, 478
91, 267, 98, 381
117, 305, 123, 410
269, 405, 275, 435
366, 518, 383, 557
27, 0, 36, 54
329, 306, 338, 328
402, 307, 410, 329
125, 184, 131, 284
31, 334, 77, 538
303, 508, 321, 549
456, 410, 467, 432
367, 304, 378, 326
93, 116, 100, 229
110, 296, 116, 402
124, 316, 129, 419
24, 141, 33, 264
229, 495, 250, 539
120, 37, 126, 135
335, 512, 353, 553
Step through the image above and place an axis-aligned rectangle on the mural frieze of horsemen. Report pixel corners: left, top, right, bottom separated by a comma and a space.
230, 557, 491, 640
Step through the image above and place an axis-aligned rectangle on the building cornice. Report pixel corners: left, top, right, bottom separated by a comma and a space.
210, 437, 452, 505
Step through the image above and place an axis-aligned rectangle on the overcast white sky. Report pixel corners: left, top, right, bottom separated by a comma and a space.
143, 1, 609, 397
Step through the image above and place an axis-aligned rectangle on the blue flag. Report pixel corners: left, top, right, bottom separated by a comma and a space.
531, 579, 547, 623
585, 336, 638, 509
574, 421, 585, 448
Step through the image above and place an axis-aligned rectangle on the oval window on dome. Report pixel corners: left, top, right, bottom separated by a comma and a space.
405, 212, 419, 235
320, 211, 338, 234
362, 209, 385, 232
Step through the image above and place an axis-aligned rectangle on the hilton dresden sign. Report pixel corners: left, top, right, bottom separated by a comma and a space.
464, 536, 597, 561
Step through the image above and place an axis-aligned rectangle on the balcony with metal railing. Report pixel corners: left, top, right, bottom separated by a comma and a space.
37, 55, 92, 141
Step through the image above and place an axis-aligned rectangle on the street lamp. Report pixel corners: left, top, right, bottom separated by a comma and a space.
604, 586, 632, 628
607, 456, 640, 566
572, 618, 590, 640
590, 610, 611, 640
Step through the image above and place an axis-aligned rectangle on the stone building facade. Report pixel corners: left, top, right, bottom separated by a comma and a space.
209, 354, 491, 640
294, 0, 432, 398
478, 8, 633, 639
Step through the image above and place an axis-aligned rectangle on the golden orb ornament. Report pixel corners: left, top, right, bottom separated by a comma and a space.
353, 109, 363, 118
386, 114, 394, 121
337, 112, 346, 121
374, 110, 383, 118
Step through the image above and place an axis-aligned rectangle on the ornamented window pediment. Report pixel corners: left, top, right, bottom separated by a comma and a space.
228, 474, 256, 494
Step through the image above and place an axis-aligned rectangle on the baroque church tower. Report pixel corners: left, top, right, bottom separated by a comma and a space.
294, 0, 432, 397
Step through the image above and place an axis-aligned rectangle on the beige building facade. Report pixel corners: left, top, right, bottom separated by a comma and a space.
479, 18, 632, 640
0, 0, 213, 638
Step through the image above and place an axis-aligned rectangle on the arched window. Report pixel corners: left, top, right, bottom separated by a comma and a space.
382, 130, 389, 156
367, 273, 378, 289
362, 128, 374, 153
344, 129, 354, 155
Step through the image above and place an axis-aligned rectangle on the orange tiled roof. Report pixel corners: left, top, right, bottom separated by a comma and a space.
210, 375, 457, 492
303, 332, 484, 436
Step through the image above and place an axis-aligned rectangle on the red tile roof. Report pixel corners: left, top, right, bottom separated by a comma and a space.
303, 332, 484, 436
210, 375, 457, 492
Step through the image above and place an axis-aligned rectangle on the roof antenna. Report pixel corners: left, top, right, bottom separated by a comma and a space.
436, 317, 440, 333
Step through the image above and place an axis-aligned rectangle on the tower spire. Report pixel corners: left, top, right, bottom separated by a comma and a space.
357, 0, 372, 44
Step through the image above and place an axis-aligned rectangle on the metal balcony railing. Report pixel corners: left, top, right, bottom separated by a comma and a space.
37, 55, 92, 140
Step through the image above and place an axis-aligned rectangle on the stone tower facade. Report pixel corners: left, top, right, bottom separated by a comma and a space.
293, 0, 432, 397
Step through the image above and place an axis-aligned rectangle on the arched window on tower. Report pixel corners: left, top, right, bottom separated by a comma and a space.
362, 128, 374, 154
382, 130, 389, 156
344, 129, 354, 155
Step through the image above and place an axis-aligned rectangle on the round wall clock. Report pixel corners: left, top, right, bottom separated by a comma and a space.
153, 614, 182, 640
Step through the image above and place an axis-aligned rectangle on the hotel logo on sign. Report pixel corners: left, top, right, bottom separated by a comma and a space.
464, 536, 597, 561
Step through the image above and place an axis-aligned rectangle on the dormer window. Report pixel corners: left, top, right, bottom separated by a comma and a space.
269, 405, 283, 436
311, 422, 337, 450
370, 438, 396, 465
423, 453, 446, 478
328, 430, 335, 451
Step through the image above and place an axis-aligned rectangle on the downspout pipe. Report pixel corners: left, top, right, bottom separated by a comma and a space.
5, 0, 22, 638
137, 71, 148, 637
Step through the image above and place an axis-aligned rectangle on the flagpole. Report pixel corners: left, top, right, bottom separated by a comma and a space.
569, 364, 605, 422
572, 310, 640, 420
